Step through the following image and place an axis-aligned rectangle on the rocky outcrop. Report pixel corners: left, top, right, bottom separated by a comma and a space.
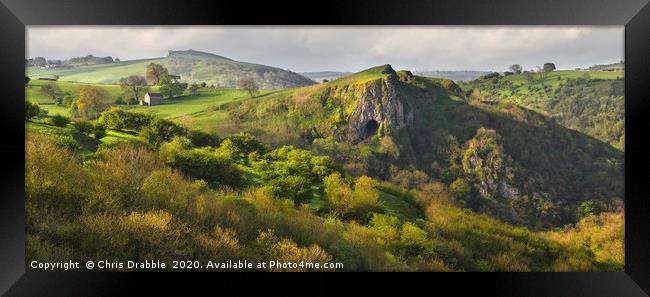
345, 66, 413, 143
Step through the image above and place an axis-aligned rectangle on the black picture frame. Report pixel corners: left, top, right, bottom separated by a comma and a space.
1, 0, 648, 296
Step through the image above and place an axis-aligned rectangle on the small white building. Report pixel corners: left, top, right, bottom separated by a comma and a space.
141, 92, 163, 106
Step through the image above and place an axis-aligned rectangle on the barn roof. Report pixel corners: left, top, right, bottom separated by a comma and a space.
146, 92, 163, 98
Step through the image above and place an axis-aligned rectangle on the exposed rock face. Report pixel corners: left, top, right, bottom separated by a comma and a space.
345, 67, 413, 143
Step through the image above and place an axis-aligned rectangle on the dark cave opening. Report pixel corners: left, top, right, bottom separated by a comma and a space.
365, 120, 380, 138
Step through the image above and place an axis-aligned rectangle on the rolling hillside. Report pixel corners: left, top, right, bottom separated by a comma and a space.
25, 64, 625, 271
459, 70, 624, 150
26, 65, 624, 230
195, 65, 623, 230
27, 49, 317, 89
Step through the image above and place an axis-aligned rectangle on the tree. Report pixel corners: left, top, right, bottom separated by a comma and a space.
115, 58, 120, 63
159, 75, 187, 99
40, 82, 62, 103
145, 63, 169, 85
25, 76, 31, 86
509, 64, 523, 74
237, 77, 259, 98
200, 82, 207, 88
543, 62, 556, 73
25, 101, 40, 120
119, 75, 149, 104
189, 84, 200, 96
32, 57, 47, 67
74, 85, 109, 119
53, 75, 60, 81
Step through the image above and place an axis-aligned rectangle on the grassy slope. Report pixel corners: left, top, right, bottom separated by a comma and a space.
26, 80, 274, 130
27, 50, 316, 88
28, 58, 165, 84
460, 70, 621, 105
205, 66, 623, 229
25, 117, 623, 271
24, 64, 624, 271
26, 80, 129, 117
458, 70, 624, 149
499, 70, 621, 97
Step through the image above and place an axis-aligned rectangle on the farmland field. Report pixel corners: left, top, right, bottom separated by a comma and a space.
26, 79, 276, 130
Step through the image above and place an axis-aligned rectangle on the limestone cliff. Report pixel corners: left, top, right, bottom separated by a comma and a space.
344, 66, 413, 143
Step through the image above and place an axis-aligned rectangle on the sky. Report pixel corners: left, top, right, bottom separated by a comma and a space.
27, 26, 624, 72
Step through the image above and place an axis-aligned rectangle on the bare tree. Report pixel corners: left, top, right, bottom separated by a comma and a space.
119, 75, 149, 104
39, 82, 61, 103
237, 77, 259, 98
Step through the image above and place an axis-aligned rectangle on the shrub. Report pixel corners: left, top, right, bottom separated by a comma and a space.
217, 133, 267, 161
148, 117, 186, 143
50, 114, 70, 127
167, 147, 244, 189
91, 122, 107, 139
87, 143, 161, 213
25, 101, 41, 120
256, 229, 332, 271
75, 120, 93, 134
114, 97, 126, 105
98, 108, 152, 131
324, 173, 380, 221
187, 130, 221, 147
449, 178, 471, 200
26, 134, 86, 220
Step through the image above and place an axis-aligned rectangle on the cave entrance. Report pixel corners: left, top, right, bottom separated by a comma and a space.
365, 120, 380, 138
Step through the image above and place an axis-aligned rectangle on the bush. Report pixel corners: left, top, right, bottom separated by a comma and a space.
75, 120, 93, 134
114, 97, 126, 105
98, 108, 152, 131
187, 130, 221, 148
26, 134, 86, 220
324, 173, 380, 221
25, 101, 41, 120
148, 117, 186, 143
449, 178, 471, 201
91, 122, 107, 139
50, 115, 70, 127
164, 146, 244, 189
217, 133, 267, 161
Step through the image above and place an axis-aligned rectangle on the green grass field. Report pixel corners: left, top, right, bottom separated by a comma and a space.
494, 70, 622, 96
26, 80, 128, 117
27, 58, 165, 84
27, 119, 143, 155
26, 80, 279, 132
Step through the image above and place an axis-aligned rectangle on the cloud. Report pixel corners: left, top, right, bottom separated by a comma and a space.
27, 26, 623, 72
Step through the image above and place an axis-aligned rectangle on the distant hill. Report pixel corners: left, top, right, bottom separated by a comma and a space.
413, 70, 492, 82
26, 49, 317, 89
588, 61, 624, 71
299, 71, 352, 82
